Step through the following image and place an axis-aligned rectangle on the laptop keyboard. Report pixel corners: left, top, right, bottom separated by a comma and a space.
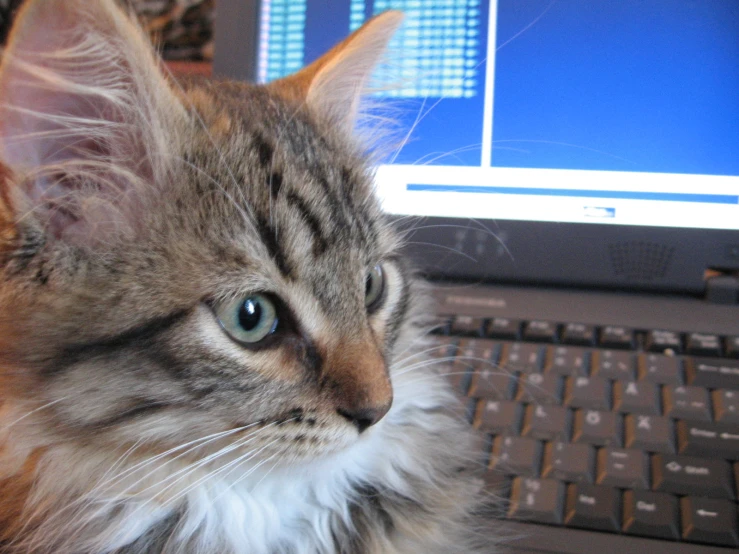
431, 316, 739, 549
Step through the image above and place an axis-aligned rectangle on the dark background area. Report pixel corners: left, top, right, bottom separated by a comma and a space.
0, 0, 214, 60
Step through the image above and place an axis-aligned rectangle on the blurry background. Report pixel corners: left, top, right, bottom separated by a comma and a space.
0, 0, 215, 61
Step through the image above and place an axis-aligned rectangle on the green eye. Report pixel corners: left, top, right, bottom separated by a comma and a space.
365, 264, 385, 311
215, 294, 279, 344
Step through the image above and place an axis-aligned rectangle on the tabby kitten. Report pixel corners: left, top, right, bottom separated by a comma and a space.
0, 1, 486, 553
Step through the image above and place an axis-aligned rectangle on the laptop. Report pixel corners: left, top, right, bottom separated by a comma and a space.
214, 1, 739, 552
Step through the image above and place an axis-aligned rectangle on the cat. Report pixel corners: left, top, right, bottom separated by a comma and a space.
0, 1, 488, 552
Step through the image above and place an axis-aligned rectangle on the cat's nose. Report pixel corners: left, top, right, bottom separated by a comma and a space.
324, 338, 393, 432
337, 403, 391, 433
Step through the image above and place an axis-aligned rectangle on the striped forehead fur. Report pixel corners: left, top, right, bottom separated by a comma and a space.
0, 1, 489, 553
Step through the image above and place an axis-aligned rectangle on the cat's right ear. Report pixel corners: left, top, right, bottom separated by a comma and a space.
0, 0, 184, 247
270, 11, 403, 135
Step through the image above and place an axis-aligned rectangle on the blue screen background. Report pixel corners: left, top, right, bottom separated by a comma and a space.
491, 0, 739, 176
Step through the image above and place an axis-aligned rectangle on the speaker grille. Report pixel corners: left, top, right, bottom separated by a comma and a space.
608, 241, 674, 281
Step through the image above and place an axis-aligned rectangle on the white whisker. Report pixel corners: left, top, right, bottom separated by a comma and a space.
0, 397, 68, 433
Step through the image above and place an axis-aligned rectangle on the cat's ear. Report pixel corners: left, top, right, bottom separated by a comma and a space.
0, 0, 183, 245
271, 11, 403, 133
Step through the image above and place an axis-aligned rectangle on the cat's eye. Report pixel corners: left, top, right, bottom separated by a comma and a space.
214, 294, 279, 345
365, 264, 385, 311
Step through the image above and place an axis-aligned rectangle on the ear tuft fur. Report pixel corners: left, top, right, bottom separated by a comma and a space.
270, 11, 404, 135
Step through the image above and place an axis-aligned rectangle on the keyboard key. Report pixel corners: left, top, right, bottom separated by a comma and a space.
515, 373, 563, 405
489, 436, 542, 477
449, 315, 485, 336
638, 353, 683, 385
652, 454, 735, 499
523, 320, 558, 343
447, 340, 495, 395
508, 477, 565, 524
713, 389, 739, 423
725, 336, 739, 358
686, 333, 722, 356
480, 434, 495, 462
663, 385, 712, 421
458, 338, 498, 358
521, 405, 571, 442
430, 316, 452, 335
564, 376, 611, 411
468, 367, 514, 400
561, 323, 596, 346
541, 441, 595, 483
625, 415, 675, 454
677, 420, 739, 460
593, 350, 635, 380
450, 397, 476, 424
445, 367, 471, 396
599, 326, 634, 349
687, 357, 739, 390
572, 410, 622, 447
546, 346, 589, 376
613, 381, 660, 415
474, 400, 522, 435
482, 470, 511, 497
485, 318, 522, 340
428, 336, 457, 359
596, 447, 649, 489
442, 350, 472, 396
564, 483, 620, 532
623, 490, 680, 540
499, 342, 544, 373
680, 497, 739, 547
645, 330, 682, 353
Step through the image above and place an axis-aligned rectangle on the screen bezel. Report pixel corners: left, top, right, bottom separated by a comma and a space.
393, 216, 739, 294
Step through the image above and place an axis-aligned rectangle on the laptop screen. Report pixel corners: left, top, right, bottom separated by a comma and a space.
256, 0, 739, 232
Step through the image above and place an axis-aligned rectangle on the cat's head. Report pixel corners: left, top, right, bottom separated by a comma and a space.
0, 0, 410, 468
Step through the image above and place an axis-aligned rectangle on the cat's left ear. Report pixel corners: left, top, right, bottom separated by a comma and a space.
0, 0, 184, 245
270, 11, 403, 134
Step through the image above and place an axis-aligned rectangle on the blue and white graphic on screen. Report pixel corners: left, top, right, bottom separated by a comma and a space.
257, 0, 306, 83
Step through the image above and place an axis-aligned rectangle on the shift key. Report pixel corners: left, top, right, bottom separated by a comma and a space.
677, 421, 739, 460
687, 358, 739, 390
652, 454, 735, 499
